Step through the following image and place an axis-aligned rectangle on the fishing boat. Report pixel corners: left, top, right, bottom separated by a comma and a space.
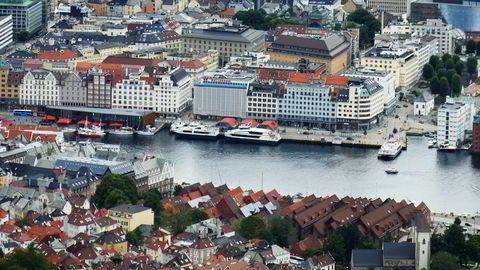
136, 125, 155, 136
109, 126, 135, 136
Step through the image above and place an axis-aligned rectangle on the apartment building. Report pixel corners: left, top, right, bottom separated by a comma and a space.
20, 70, 62, 106
437, 99, 473, 147
343, 68, 396, 113
384, 19, 455, 55
111, 67, 192, 115
0, 61, 23, 105
182, 26, 265, 66
366, 0, 410, 15
86, 70, 113, 108
0, 16, 12, 51
0, 0, 42, 33
193, 71, 256, 119
246, 84, 284, 120
108, 204, 154, 231
359, 47, 417, 90
266, 33, 351, 74
133, 157, 174, 196
60, 72, 86, 107
134, 31, 182, 50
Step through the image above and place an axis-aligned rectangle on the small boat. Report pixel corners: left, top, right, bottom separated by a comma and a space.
109, 126, 134, 136
437, 143, 457, 152
77, 125, 105, 138
385, 168, 399, 174
428, 139, 437, 148
136, 125, 155, 136
62, 127, 77, 134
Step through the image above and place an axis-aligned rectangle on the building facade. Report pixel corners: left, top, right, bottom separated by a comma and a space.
414, 94, 434, 116
20, 70, 61, 106
246, 84, 284, 120
410, 19, 454, 55
86, 71, 112, 108
472, 112, 480, 154
60, 72, 86, 107
0, 0, 42, 33
182, 27, 265, 66
359, 48, 417, 90
193, 71, 255, 118
437, 99, 471, 147
133, 157, 174, 196
108, 204, 154, 232
0, 15, 12, 51
0, 61, 23, 105
367, 0, 410, 15
266, 34, 351, 74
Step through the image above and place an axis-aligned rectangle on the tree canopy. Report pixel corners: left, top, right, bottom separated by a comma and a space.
346, 9, 380, 48
431, 251, 460, 270
439, 77, 450, 97
239, 216, 271, 241
268, 216, 293, 247
451, 74, 462, 96
422, 64, 434, 80
429, 55, 440, 69
430, 76, 440, 95
91, 174, 139, 208
466, 39, 476, 54
169, 208, 209, 235
142, 189, 166, 226
126, 227, 143, 247
233, 9, 301, 30
0, 248, 56, 270
467, 57, 477, 75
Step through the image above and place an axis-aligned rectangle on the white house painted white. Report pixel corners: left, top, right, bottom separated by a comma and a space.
414, 94, 434, 116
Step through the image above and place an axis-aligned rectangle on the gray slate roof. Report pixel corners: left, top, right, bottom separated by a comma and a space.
110, 204, 151, 214
351, 249, 383, 267
384, 242, 416, 260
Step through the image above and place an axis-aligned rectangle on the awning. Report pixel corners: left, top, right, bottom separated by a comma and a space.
57, 118, 72, 125
43, 115, 56, 121
93, 122, 106, 127
109, 122, 123, 127
0, 116, 4, 121
78, 120, 92, 126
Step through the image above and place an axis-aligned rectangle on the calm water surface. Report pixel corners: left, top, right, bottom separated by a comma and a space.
99, 131, 480, 214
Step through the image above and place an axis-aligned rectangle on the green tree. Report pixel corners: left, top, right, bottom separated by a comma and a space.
439, 77, 450, 96
269, 216, 293, 247
393, 128, 398, 134
431, 233, 446, 254
442, 53, 451, 63
346, 9, 380, 48
126, 227, 143, 246
466, 234, 480, 264
455, 45, 462, 54
452, 54, 460, 64
444, 218, 467, 263
437, 68, 447, 79
455, 61, 464, 75
239, 216, 268, 239
451, 74, 462, 96
430, 76, 440, 94
325, 231, 346, 264
435, 61, 445, 72
16, 218, 29, 228
477, 41, 480, 55
104, 188, 131, 209
143, 189, 166, 226
445, 59, 455, 70
170, 208, 209, 235
429, 55, 440, 69
301, 247, 323, 258
430, 251, 460, 270
92, 174, 139, 208
173, 185, 183, 196
467, 57, 478, 76
233, 9, 268, 30
466, 39, 476, 54
422, 63, 434, 80
446, 69, 457, 85
14, 31, 30, 42
0, 247, 56, 270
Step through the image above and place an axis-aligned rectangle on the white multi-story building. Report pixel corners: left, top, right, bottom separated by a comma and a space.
366, 0, 411, 15
277, 77, 385, 130
385, 19, 455, 55
344, 68, 396, 113
112, 66, 192, 115
20, 70, 61, 106
437, 98, 473, 147
246, 83, 283, 120
359, 47, 418, 90
0, 16, 12, 52
193, 71, 255, 118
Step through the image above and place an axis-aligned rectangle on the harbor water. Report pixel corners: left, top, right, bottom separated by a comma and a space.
93, 131, 480, 214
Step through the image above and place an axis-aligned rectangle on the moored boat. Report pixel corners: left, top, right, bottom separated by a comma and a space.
77, 125, 105, 138
136, 125, 156, 136
378, 139, 403, 160
224, 121, 281, 145
385, 167, 399, 174
109, 126, 134, 136
171, 122, 220, 140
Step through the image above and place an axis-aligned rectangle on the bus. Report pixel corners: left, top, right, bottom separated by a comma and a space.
13, 109, 33, 116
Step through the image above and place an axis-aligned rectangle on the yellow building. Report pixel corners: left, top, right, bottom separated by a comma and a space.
266, 34, 352, 74
0, 61, 24, 105
94, 232, 128, 253
108, 204, 154, 232
87, 3, 109, 16
359, 47, 418, 90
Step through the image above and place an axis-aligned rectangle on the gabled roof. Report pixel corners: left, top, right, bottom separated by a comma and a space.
191, 238, 216, 249
95, 232, 125, 244
351, 249, 383, 267
37, 49, 77, 61
109, 204, 151, 214
383, 242, 415, 260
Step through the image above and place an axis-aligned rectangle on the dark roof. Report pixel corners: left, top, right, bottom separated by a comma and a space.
415, 213, 431, 233
190, 239, 216, 249
0, 163, 57, 180
351, 249, 383, 267
271, 34, 349, 57
7, 50, 36, 59
383, 243, 416, 260
171, 68, 188, 85
95, 232, 125, 244
109, 204, 151, 214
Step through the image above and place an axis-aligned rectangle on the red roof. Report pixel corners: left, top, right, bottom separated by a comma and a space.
78, 120, 92, 126
0, 208, 7, 218
258, 120, 278, 130
325, 75, 348, 86
218, 8, 236, 17
288, 72, 312, 84
147, 240, 169, 251
44, 115, 56, 121
240, 119, 257, 127
38, 49, 77, 61
167, 59, 205, 70
57, 118, 72, 125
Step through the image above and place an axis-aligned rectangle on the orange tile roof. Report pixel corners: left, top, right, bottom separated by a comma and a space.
288, 72, 312, 84
251, 191, 265, 202
325, 75, 348, 86
188, 191, 202, 200
205, 207, 221, 219
167, 60, 205, 70
27, 225, 65, 240
75, 62, 124, 74
219, 8, 236, 17
38, 49, 77, 61
0, 209, 6, 218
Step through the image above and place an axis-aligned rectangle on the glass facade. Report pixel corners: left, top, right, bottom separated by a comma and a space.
412, 1, 480, 32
